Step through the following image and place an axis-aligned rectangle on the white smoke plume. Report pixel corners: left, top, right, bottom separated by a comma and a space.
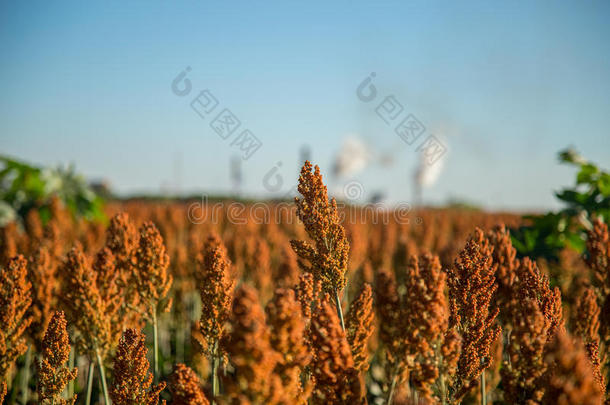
413, 136, 448, 206
331, 136, 372, 179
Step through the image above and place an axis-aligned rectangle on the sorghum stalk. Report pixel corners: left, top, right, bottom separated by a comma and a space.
20, 346, 31, 405
481, 372, 486, 405
211, 342, 219, 403
334, 289, 345, 331
152, 305, 159, 381
96, 349, 110, 405
85, 362, 95, 405
387, 368, 398, 405
68, 349, 74, 400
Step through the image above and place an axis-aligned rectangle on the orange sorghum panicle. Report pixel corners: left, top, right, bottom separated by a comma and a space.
105, 213, 138, 271
60, 245, 112, 359
222, 285, 285, 404
111, 328, 166, 405
585, 218, 610, 357
374, 269, 404, 378
486, 225, 518, 324
501, 297, 550, 403
169, 363, 210, 405
515, 257, 564, 340
105, 212, 142, 329
37, 311, 77, 405
345, 283, 374, 373
197, 235, 234, 357
92, 246, 125, 346
290, 161, 350, 294
294, 272, 315, 321
405, 254, 450, 401
446, 228, 501, 401
134, 221, 173, 318
265, 288, 312, 403
309, 297, 365, 405
572, 286, 606, 396
0, 255, 32, 381
586, 218, 610, 295
27, 245, 56, 350
276, 243, 300, 288
0, 223, 18, 267
543, 330, 603, 405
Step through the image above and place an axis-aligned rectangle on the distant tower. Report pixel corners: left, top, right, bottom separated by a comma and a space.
230, 155, 242, 197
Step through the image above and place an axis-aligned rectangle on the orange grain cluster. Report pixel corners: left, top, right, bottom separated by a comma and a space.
0, 255, 32, 382
169, 363, 210, 405
197, 234, 234, 357
496, 234, 565, 403
222, 285, 286, 404
27, 245, 56, 349
543, 330, 603, 405
37, 311, 77, 405
404, 254, 452, 401
294, 272, 315, 321
291, 161, 350, 294
134, 221, 173, 318
501, 297, 549, 403
105, 213, 142, 330
265, 288, 312, 403
111, 328, 166, 405
572, 286, 606, 396
309, 298, 365, 405
587, 218, 610, 295
345, 283, 374, 373
446, 228, 501, 401
60, 245, 114, 359
375, 253, 456, 402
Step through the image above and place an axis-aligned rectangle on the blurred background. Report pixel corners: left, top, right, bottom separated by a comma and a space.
1, 0, 609, 211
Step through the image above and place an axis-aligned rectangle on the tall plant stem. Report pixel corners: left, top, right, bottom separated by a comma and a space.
85, 361, 95, 405
67, 347, 75, 399
95, 349, 110, 405
152, 305, 159, 382
210, 341, 219, 405
480, 372, 487, 405
334, 289, 345, 331
20, 345, 31, 405
176, 319, 185, 364
387, 372, 398, 405
439, 371, 447, 405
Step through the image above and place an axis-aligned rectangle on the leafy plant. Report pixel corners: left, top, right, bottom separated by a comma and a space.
0, 156, 105, 225
511, 148, 610, 261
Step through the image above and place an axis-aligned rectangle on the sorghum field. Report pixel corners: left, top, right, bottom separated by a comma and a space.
1, 161, 609, 405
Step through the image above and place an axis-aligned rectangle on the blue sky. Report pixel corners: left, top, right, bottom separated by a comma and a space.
1, 1, 609, 210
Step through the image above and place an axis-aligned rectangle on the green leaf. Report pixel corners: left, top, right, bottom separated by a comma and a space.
576, 163, 599, 184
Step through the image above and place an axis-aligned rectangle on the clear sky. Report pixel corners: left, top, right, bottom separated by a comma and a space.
1, 1, 609, 210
